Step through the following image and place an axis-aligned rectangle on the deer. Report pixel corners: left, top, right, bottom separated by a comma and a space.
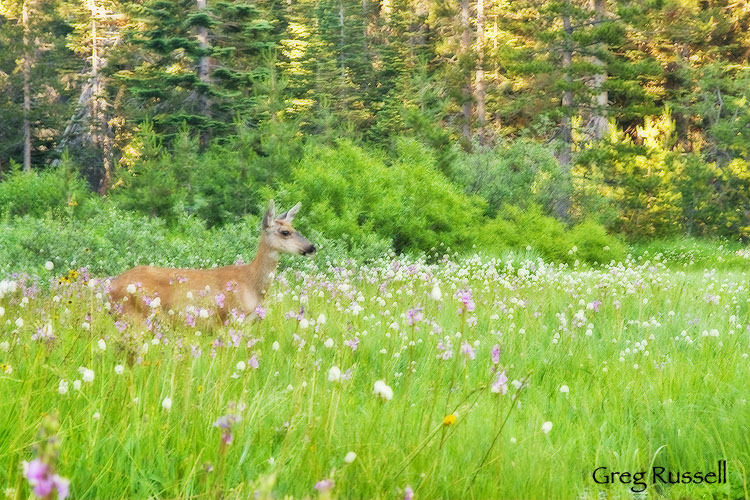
109, 200, 315, 323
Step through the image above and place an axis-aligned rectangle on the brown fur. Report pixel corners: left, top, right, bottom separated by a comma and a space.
109, 201, 314, 322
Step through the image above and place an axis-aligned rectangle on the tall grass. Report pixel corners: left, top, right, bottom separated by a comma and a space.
0, 254, 748, 499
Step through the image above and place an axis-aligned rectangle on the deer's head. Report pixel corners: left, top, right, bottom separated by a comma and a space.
261, 200, 316, 256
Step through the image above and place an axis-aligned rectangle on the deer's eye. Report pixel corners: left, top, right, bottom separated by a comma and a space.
280, 230, 291, 237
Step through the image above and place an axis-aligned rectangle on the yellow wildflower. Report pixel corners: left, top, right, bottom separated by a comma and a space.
443, 414, 456, 426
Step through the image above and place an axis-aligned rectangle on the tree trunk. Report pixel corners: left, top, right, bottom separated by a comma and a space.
589, 0, 608, 140
197, 0, 210, 146
460, 0, 472, 139
474, 0, 486, 131
339, 0, 345, 80
22, 1, 31, 172
90, 0, 113, 195
556, 1, 574, 219
362, 0, 369, 61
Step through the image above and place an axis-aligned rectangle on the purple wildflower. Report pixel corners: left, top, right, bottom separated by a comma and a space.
404, 485, 414, 500
23, 459, 68, 499
455, 288, 476, 312
406, 307, 424, 326
215, 293, 226, 309
248, 355, 259, 370
344, 337, 360, 351
315, 478, 334, 493
491, 370, 508, 395
254, 305, 266, 320
213, 413, 239, 446
461, 341, 476, 360
491, 344, 501, 364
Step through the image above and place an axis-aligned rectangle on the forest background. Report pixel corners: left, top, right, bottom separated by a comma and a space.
1, 0, 749, 272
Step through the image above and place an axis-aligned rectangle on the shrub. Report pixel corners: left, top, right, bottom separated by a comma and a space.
272, 139, 486, 253
113, 122, 304, 226
450, 139, 569, 217
568, 220, 627, 264
0, 154, 89, 218
479, 205, 626, 264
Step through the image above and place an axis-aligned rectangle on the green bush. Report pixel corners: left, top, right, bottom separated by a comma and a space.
113, 122, 304, 226
450, 139, 569, 217
0, 202, 260, 276
0, 154, 89, 218
479, 205, 626, 264
273, 139, 486, 253
568, 220, 627, 264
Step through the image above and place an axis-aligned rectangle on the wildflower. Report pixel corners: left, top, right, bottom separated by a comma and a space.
15, 318, 24, 328
491, 344, 501, 364
587, 300, 602, 312
431, 283, 442, 301
541, 421, 553, 434
254, 305, 267, 319
97, 339, 106, 351
406, 307, 423, 326
314, 478, 334, 493
45, 261, 54, 271
23, 414, 69, 500
0, 341, 8, 352
24, 459, 55, 498
344, 337, 359, 351
215, 293, 225, 308
373, 380, 393, 401
249, 355, 259, 370
1, 363, 12, 374
126, 283, 137, 294
236, 361, 246, 371
199, 309, 209, 319
73, 380, 81, 391
114, 365, 124, 375
404, 485, 414, 500
344, 451, 357, 463
213, 412, 240, 445
299, 318, 310, 329
150, 297, 161, 309
92, 412, 101, 420
328, 366, 341, 382
80, 368, 95, 383
491, 371, 508, 395
58, 380, 69, 395
560, 384, 569, 394
461, 341, 476, 360
82, 321, 90, 330
324, 338, 334, 348
0, 306, 4, 317
317, 313, 327, 325
455, 288, 475, 312
272, 341, 280, 351
162, 397, 173, 411
443, 414, 456, 426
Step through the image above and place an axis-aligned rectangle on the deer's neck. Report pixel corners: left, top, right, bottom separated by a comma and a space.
244, 237, 280, 298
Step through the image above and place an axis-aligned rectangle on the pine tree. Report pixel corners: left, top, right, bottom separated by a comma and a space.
115, 0, 273, 143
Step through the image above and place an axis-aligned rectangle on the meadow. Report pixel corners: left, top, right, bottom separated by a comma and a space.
1, 249, 750, 500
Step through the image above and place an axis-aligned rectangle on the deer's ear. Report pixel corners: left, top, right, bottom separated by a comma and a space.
279, 202, 301, 222
262, 200, 276, 229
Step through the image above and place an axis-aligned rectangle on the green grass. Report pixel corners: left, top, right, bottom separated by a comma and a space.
1, 253, 749, 499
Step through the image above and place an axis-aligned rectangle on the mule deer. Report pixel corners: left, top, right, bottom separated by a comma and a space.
109, 200, 315, 322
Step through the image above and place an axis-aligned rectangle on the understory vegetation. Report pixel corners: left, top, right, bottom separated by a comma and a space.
3, 120, 749, 276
